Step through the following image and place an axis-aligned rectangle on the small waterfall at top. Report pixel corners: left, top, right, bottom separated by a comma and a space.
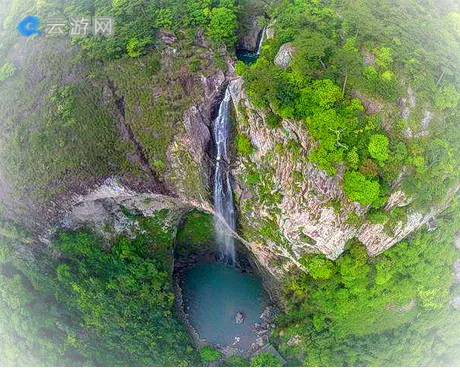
213, 87, 237, 265
256, 27, 266, 55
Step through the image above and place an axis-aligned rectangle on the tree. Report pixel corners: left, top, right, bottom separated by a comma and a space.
185, 0, 211, 27
236, 134, 254, 155
250, 352, 283, 367
368, 134, 389, 163
375, 47, 393, 69
434, 83, 460, 109
199, 346, 222, 362
343, 171, 380, 205
300, 254, 336, 280
206, 5, 238, 47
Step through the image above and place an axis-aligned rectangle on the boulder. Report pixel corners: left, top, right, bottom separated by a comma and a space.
158, 29, 177, 45
235, 312, 245, 324
266, 26, 275, 40
274, 43, 295, 69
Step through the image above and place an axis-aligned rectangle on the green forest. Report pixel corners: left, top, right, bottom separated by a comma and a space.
0, 0, 460, 366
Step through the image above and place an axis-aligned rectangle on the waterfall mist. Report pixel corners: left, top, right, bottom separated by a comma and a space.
212, 87, 237, 265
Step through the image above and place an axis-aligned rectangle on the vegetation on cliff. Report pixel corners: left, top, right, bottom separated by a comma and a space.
277, 200, 460, 366
0, 0, 459, 366
237, 0, 460, 212
0, 211, 200, 366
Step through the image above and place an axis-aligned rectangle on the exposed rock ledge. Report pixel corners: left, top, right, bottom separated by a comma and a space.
229, 77, 458, 262
274, 43, 295, 69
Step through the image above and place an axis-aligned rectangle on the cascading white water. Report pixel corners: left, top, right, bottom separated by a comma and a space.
256, 27, 266, 55
213, 87, 237, 265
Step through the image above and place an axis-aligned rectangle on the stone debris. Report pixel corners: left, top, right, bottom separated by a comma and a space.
232, 336, 241, 346
235, 312, 245, 324
260, 306, 276, 321
287, 334, 302, 347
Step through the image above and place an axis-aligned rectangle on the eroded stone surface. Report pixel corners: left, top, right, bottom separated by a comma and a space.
274, 43, 295, 69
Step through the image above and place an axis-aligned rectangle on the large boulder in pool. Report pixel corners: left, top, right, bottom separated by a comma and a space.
235, 312, 245, 324
274, 43, 295, 69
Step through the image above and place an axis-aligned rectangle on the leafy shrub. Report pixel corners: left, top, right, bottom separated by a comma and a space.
236, 133, 254, 155
434, 83, 460, 109
375, 47, 393, 69
367, 209, 388, 224
363, 65, 378, 81
207, 5, 238, 46
250, 352, 283, 367
300, 254, 335, 280
246, 171, 260, 185
265, 110, 282, 128
368, 134, 389, 162
346, 211, 362, 227
199, 346, 222, 362
343, 171, 380, 205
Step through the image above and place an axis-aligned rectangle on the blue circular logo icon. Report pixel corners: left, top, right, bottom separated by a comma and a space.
17, 16, 41, 37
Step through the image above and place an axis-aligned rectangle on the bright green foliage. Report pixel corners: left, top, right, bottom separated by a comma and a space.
0, 212, 199, 366
375, 47, 393, 69
278, 203, 460, 366
126, 37, 152, 58
363, 65, 378, 81
343, 171, 380, 205
345, 147, 360, 169
300, 254, 335, 280
175, 210, 215, 258
434, 83, 460, 109
207, 2, 238, 47
240, 0, 460, 211
250, 352, 283, 367
199, 345, 222, 362
236, 133, 254, 155
185, 0, 211, 27
0, 62, 15, 81
368, 134, 389, 162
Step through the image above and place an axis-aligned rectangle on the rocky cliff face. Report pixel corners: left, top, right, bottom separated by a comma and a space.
228, 78, 455, 267
8, 29, 455, 279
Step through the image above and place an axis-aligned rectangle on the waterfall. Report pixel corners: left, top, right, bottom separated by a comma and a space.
256, 27, 266, 55
212, 87, 236, 265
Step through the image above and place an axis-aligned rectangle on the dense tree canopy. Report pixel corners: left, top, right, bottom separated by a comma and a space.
0, 212, 199, 366
238, 0, 460, 210
278, 201, 460, 366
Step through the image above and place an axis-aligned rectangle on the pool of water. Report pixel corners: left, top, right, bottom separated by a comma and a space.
235, 49, 259, 64
182, 262, 269, 351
